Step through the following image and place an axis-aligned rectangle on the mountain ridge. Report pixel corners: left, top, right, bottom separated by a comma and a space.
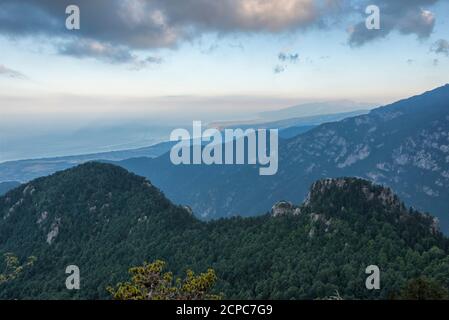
259, 100, 373, 121
0, 110, 368, 184
1, 162, 449, 299
116, 84, 449, 231
0, 181, 20, 196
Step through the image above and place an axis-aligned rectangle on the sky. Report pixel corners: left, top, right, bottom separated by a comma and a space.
1, 0, 449, 160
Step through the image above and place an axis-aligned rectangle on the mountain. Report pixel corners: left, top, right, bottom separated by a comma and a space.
0, 163, 448, 299
0, 140, 175, 183
279, 125, 316, 139
117, 84, 449, 232
0, 111, 368, 184
209, 109, 369, 131
0, 181, 20, 196
220, 110, 370, 139
0, 110, 367, 182
258, 100, 373, 121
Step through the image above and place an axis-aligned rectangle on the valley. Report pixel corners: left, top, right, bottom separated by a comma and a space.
116, 85, 449, 232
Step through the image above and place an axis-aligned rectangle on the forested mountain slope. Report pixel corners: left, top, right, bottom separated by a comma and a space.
1, 163, 448, 299
118, 84, 449, 232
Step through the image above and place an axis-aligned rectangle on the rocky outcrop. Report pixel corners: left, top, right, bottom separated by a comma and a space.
271, 201, 300, 217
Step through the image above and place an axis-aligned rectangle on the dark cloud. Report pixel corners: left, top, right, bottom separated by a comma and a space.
59, 39, 134, 63
431, 39, 449, 56
0, 0, 442, 64
0, 64, 27, 79
348, 0, 438, 47
0, 0, 179, 66
158, 0, 327, 33
58, 38, 162, 69
0, 0, 181, 48
0, 1, 60, 36
0, 0, 329, 49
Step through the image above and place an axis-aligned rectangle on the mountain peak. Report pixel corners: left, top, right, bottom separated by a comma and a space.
270, 177, 404, 218
304, 177, 405, 213
372, 83, 449, 116
1, 164, 448, 299
0, 162, 192, 240
269, 177, 441, 241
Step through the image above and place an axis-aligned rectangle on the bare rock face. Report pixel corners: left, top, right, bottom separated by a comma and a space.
430, 217, 440, 235
46, 218, 61, 245
183, 205, 194, 216
22, 184, 36, 196
271, 201, 295, 217
37, 211, 48, 225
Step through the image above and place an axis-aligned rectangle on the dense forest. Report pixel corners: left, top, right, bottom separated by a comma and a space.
1, 162, 449, 299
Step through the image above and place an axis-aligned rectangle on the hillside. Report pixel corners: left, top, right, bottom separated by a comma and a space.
1, 163, 449, 299
0, 140, 175, 183
117, 84, 449, 231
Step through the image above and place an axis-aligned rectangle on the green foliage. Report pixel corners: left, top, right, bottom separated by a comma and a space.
0, 253, 36, 285
394, 277, 449, 300
107, 260, 220, 300
0, 163, 449, 299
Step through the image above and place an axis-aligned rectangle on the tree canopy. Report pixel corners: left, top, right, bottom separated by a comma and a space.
107, 260, 220, 300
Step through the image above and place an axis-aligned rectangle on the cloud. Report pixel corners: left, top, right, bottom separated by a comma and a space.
0, 0, 181, 49
431, 39, 449, 56
278, 52, 299, 63
0, 0, 329, 48
0, 0, 442, 63
200, 44, 219, 55
0, 64, 27, 79
59, 39, 135, 63
130, 56, 163, 71
0, 0, 180, 67
348, 0, 438, 47
274, 65, 286, 74
275, 51, 299, 73
160, 0, 322, 33
58, 39, 162, 69
229, 42, 245, 51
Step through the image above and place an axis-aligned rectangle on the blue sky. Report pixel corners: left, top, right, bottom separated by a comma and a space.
0, 0, 448, 120
1, 0, 449, 160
